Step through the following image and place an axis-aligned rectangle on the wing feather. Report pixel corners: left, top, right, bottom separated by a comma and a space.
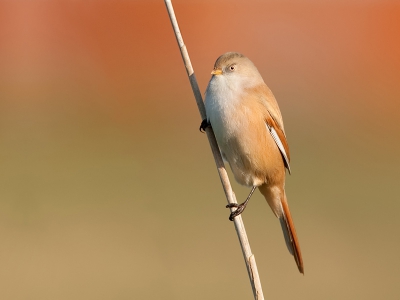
265, 113, 291, 174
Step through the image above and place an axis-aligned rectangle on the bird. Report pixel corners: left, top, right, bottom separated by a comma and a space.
200, 52, 304, 274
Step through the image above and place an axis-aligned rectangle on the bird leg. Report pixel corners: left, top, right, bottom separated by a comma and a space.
199, 119, 211, 133
226, 186, 257, 221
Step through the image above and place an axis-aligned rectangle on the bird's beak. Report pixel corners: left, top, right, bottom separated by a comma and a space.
211, 68, 223, 75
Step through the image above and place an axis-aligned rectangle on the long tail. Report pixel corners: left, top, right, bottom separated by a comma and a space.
279, 194, 304, 274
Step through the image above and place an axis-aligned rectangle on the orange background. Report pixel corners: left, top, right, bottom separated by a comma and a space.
1, 1, 399, 299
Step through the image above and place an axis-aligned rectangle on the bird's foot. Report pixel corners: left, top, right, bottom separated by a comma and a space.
226, 202, 247, 221
225, 187, 256, 221
199, 119, 211, 133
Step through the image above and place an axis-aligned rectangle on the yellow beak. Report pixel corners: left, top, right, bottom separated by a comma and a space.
211, 68, 223, 75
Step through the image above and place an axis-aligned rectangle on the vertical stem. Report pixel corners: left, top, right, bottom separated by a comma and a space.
164, 1, 265, 299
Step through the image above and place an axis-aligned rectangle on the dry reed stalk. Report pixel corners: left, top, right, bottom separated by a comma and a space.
164, 1, 265, 299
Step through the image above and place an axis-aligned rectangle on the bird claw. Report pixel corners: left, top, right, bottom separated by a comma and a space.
226, 203, 246, 221
199, 119, 211, 133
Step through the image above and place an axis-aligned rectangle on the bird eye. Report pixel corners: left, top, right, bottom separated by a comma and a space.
228, 64, 236, 71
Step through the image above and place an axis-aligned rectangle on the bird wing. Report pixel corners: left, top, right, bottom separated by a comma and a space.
265, 111, 291, 174
247, 83, 291, 173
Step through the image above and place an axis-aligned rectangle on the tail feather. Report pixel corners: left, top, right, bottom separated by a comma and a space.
258, 184, 304, 273
279, 217, 294, 255
279, 197, 304, 274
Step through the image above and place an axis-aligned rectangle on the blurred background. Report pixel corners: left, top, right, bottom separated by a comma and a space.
1, 0, 399, 299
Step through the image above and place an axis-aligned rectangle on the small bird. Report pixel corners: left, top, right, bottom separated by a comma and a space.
200, 52, 303, 274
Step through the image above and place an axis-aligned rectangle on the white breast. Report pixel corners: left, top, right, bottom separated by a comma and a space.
204, 75, 264, 187
204, 75, 243, 147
